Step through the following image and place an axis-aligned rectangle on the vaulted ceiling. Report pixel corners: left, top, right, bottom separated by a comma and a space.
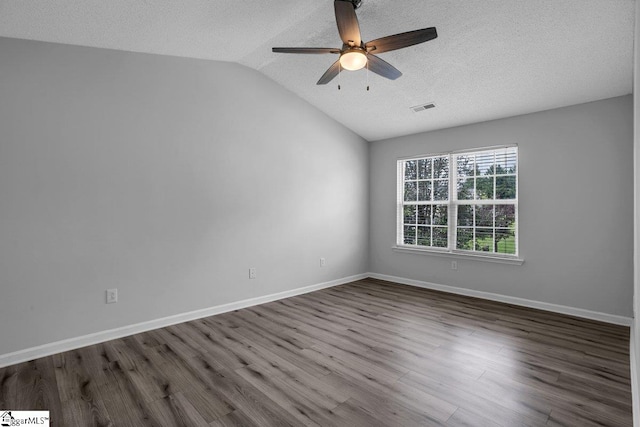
0, 0, 634, 141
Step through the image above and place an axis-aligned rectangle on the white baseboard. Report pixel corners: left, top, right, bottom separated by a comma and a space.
2, 271, 631, 368
367, 272, 633, 326
0, 273, 368, 368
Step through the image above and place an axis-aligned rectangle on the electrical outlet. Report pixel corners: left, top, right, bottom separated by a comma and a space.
320, 257, 326, 267
451, 261, 458, 270
249, 268, 257, 279
106, 288, 118, 304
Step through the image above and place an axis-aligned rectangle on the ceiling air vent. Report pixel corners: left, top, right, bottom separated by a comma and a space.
411, 103, 435, 113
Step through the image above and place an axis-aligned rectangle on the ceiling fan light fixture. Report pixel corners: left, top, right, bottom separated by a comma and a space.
339, 50, 367, 71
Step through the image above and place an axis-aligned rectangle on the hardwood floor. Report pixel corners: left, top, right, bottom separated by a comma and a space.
0, 278, 633, 426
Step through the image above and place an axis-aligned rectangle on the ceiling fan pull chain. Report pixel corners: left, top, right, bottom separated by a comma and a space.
338, 62, 342, 90
366, 60, 370, 91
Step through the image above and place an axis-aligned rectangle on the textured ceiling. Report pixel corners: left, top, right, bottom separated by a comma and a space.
0, 0, 634, 141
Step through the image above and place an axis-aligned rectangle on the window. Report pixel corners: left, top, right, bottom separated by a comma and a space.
397, 146, 518, 258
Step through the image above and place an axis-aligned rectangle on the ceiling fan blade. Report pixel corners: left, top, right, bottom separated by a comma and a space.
334, 0, 362, 46
365, 27, 437, 54
272, 47, 340, 54
366, 54, 402, 80
317, 60, 341, 85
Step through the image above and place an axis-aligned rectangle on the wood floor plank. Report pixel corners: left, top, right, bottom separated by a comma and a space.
231, 324, 331, 378
181, 384, 235, 423
321, 370, 458, 424
95, 359, 160, 426
145, 392, 210, 427
182, 353, 301, 427
327, 389, 447, 427
52, 351, 114, 426
0, 364, 19, 409
399, 370, 549, 426
328, 398, 391, 427
8, 358, 65, 425
0, 278, 632, 426
234, 365, 335, 426
446, 407, 503, 427
92, 380, 154, 427
104, 339, 187, 403
208, 409, 260, 427
270, 368, 350, 410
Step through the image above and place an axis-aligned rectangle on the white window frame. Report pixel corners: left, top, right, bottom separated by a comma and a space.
395, 145, 523, 264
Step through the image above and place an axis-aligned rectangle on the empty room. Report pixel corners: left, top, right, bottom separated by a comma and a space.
1, 0, 639, 426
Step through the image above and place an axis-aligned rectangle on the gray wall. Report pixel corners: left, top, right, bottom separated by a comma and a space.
633, 2, 640, 424
0, 37, 369, 355
370, 95, 634, 317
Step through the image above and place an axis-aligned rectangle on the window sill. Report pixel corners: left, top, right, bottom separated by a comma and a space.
392, 245, 525, 265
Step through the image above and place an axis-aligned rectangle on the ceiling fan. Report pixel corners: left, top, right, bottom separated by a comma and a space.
272, 0, 437, 85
